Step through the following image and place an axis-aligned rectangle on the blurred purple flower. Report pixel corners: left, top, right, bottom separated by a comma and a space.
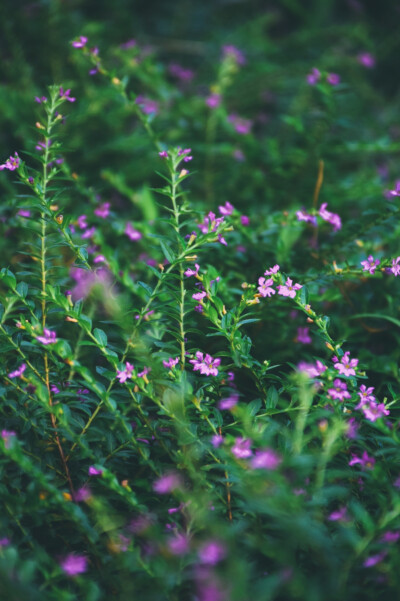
60, 553, 88, 576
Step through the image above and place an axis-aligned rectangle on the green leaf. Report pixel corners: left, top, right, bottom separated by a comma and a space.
93, 328, 108, 347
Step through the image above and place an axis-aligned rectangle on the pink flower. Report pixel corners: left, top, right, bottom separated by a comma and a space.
357, 52, 375, 68
297, 360, 326, 378
218, 202, 234, 216
250, 448, 281, 470
184, 263, 200, 277
60, 553, 88, 576
319, 203, 342, 231
94, 202, 110, 218
167, 532, 190, 555
361, 401, 390, 422
211, 434, 224, 447
178, 148, 193, 162
218, 394, 239, 410
197, 211, 225, 235
125, 223, 142, 241
135, 96, 159, 115
227, 114, 252, 135
363, 551, 386, 568
334, 352, 358, 377
327, 73, 340, 86
117, 362, 135, 383
59, 87, 76, 102
190, 352, 221, 376
240, 215, 249, 226
8, 363, 26, 379
390, 256, 400, 276
222, 45, 246, 65
345, 417, 359, 440
231, 437, 252, 459
356, 385, 376, 407
37, 329, 57, 345
1, 430, 16, 448
361, 255, 380, 274
0, 152, 20, 171
258, 277, 275, 298
296, 327, 311, 344
163, 357, 179, 369
192, 290, 207, 301
327, 379, 351, 401
71, 36, 88, 49
153, 472, 181, 494
328, 506, 349, 522
88, 466, 103, 476
198, 540, 226, 564
278, 277, 302, 299
159, 151, 168, 159
206, 94, 222, 109
264, 264, 280, 276
306, 68, 321, 85
380, 531, 400, 543
349, 451, 375, 469
296, 210, 317, 226
168, 63, 194, 82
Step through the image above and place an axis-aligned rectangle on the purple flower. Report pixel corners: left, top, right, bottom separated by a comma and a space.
159, 151, 168, 158
363, 551, 386, 568
381, 531, 400, 543
93, 255, 106, 264
34, 96, 47, 104
168, 63, 194, 82
296, 327, 311, 344
361, 255, 380, 274
0, 537, 10, 548
240, 215, 250, 226
319, 203, 342, 231
250, 448, 281, 470
163, 357, 179, 369
328, 506, 348, 522
306, 68, 321, 85
94, 202, 110, 218
177, 148, 193, 162
278, 277, 302, 299
264, 264, 280, 276
120, 39, 136, 50
327, 73, 340, 86
231, 437, 252, 459
77, 214, 88, 230
361, 401, 390, 422
222, 45, 246, 65
117, 362, 134, 383
356, 385, 375, 407
74, 485, 91, 502
0, 152, 20, 171
192, 290, 207, 301
334, 352, 358, 377
88, 466, 103, 476
198, 211, 225, 235
211, 434, 224, 447
60, 553, 88, 576
357, 52, 375, 68
167, 532, 190, 555
135, 96, 159, 115
386, 181, 400, 198
258, 277, 275, 298
190, 352, 221, 376
153, 472, 181, 494
218, 201, 234, 216
1, 430, 16, 448
218, 394, 239, 410
8, 363, 26, 379
227, 114, 252, 135
59, 88, 76, 102
198, 540, 226, 565
206, 94, 222, 109
17, 209, 31, 218
125, 222, 142, 241
390, 257, 400, 276
297, 360, 326, 378
349, 451, 375, 469
37, 329, 57, 345
81, 226, 96, 240
50, 384, 60, 394
296, 210, 317, 226
346, 417, 359, 440
327, 379, 351, 401
71, 36, 88, 49
184, 263, 200, 277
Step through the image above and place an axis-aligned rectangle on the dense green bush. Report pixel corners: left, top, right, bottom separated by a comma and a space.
1, 2, 400, 599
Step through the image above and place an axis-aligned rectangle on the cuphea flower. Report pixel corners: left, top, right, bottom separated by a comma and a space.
278, 277, 302, 299
240, 215, 249, 226
361, 401, 390, 422
59, 88, 76, 102
250, 448, 281, 470
77, 214, 88, 229
296, 210, 317, 226
327, 379, 351, 401
319, 203, 342, 231
349, 451, 375, 469
386, 181, 400, 198
198, 540, 226, 565
380, 531, 400, 543
125, 222, 142, 241
258, 277, 275, 297
356, 385, 375, 407
346, 417, 359, 440
264, 264, 280, 276
60, 553, 88, 576
81, 226, 96, 239
361, 255, 380, 274
218, 201, 234, 216
222, 44, 246, 65
306, 67, 321, 85
328, 506, 349, 522
168, 63, 194, 82
227, 114, 252, 135
88, 466, 103, 476
334, 352, 358, 377
198, 211, 225, 235
71, 36, 88, 48
34, 96, 47, 103
178, 148, 193, 162
298, 360, 326, 378
135, 96, 159, 115
159, 151, 168, 158
390, 257, 400, 276
117, 362, 134, 383
0, 152, 20, 171
296, 327, 311, 344
231, 437, 252, 458
1, 430, 16, 448
363, 552, 387, 568
153, 472, 181, 494
211, 434, 224, 447
327, 73, 340, 86
17, 209, 31, 218
37, 329, 57, 345
218, 394, 239, 410
190, 352, 221, 376
94, 202, 110, 218
357, 52, 375, 68
184, 263, 200, 277
163, 357, 179, 369
8, 363, 26, 379
167, 532, 190, 555
192, 290, 207, 301
51, 384, 60, 394
206, 93, 222, 109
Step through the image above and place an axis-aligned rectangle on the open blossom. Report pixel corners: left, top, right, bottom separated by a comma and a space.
218, 201, 234, 216
60, 553, 88, 576
257, 277, 275, 297
184, 263, 200, 277
117, 362, 134, 383
88, 466, 103, 476
264, 264, 280, 276
8, 363, 26, 379
349, 450, 375, 469
167, 532, 190, 556
206, 93, 221, 109
356, 385, 375, 407
198, 540, 226, 565
94, 202, 110, 218
153, 472, 181, 494
125, 222, 142, 241
361, 255, 380, 274
296, 327, 311, 344
386, 181, 400, 198
298, 360, 326, 378
327, 73, 340, 86
197, 211, 224, 235
306, 67, 320, 85
163, 357, 179, 369
0, 152, 20, 171
218, 394, 239, 410
211, 434, 224, 447
363, 551, 387, 568
178, 148, 193, 162
231, 437, 252, 458
250, 449, 281, 470
319, 203, 342, 231
390, 257, 400, 276
37, 329, 57, 345
361, 401, 390, 422
278, 277, 302, 299
190, 352, 220, 376
334, 352, 358, 377
328, 506, 349, 522
357, 52, 375, 68
71, 36, 88, 48
192, 290, 207, 301
296, 210, 317, 226
59, 87, 76, 102
327, 379, 351, 401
